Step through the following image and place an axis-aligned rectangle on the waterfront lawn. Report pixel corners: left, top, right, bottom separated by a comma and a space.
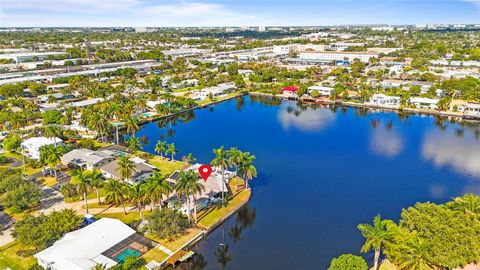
148, 155, 185, 176
197, 188, 251, 229
0, 241, 36, 270
141, 247, 169, 265
147, 228, 203, 252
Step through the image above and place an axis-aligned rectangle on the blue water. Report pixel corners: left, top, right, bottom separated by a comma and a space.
135, 96, 480, 270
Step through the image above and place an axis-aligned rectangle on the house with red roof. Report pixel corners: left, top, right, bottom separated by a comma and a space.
282, 86, 299, 97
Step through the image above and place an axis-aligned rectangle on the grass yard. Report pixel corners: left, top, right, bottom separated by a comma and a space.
141, 247, 169, 265
148, 155, 185, 176
197, 188, 251, 229
147, 228, 203, 252
37, 176, 57, 188
0, 241, 37, 270
65, 188, 106, 203
95, 211, 145, 224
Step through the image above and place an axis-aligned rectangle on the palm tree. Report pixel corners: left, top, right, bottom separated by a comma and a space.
358, 215, 393, 270
398, 237, 434, 270
116, 156, 135, 183
44, 125, 62, 147
227, 147, 242, 188
214, 244, 232, 270
226, 147, 242, 174
446, 193, 480, 221
238, 152, 257, 189
125, 116, 139, 137
127, 136, 141, 154
104, 179, 127, 214
181, 153, 196, 164
144, 172, 171, 210
89, 169, 104, 204
211, 146, 230, 202
166, 143, 177, 161
90, 264, 107, 270
154, 140, 167, 158
76, 171, 93, 214
175, 170, 204, 223
129, 183, 145, 219
40, 145, 62, 179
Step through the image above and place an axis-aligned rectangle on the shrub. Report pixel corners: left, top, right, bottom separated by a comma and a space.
328, 254, 368, 270
146, 208, 189, 239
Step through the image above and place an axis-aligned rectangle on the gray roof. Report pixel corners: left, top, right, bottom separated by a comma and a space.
100, 159, 154, 180
61, 149, 114, 167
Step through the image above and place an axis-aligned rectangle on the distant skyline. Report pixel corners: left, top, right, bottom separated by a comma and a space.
1, 0, 479, 27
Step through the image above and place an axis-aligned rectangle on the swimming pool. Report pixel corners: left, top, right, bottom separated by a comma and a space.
115, 248, 140, 263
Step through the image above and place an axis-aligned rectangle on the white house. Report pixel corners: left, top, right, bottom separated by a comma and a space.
35, 218, 156, 270
409, 97, 440, 110
61, 149, 115, 170
21, 137, 63, 160
368, 94, 401, 108
449, 100, 480, 116
308, 85, 334, 97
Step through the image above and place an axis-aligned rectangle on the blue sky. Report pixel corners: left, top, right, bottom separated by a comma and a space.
1, 0, 479, 27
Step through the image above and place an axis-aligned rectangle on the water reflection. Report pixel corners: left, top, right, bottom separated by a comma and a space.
369, 120, 404, 158
422, 126, 480, 177
177, 205, 256, 270
278, 105, 336, 132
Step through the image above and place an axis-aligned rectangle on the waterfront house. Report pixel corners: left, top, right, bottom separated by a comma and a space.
283, 86, 299, 97
21, 136, 63, 160
307, 85, 334, 97
368, 94, 401, 108
61, 148, 115, 170
35, 218, 156, 270
409, 97, 440, 110
449, 100, 480, 117
165, 164, 233, 215
100, 158, 155, 185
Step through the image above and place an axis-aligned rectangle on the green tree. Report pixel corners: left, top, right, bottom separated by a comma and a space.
116, 156, 135, 182
75, 171, 93, 214
104, 179, 127, 214
328, 254, 368, 270
128, 183, 146, 219
154, 140, 167, 158
238, 152, 257, 189
2, 134, 21, 152
358, 215, 393, 270
146, 208, 189, 239
125, 116, 139, 137
175, 170, 204, 223
144, 172, 171, 210
166, 143, 177, 161
211, 146, 230, 202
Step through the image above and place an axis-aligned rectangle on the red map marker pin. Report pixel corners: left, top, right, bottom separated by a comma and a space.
198, 164, 212, 182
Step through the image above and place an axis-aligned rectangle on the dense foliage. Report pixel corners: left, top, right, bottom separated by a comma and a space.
145, 208, 189, 239
328, 254, 368, 270
12, 209, 82, 249
0, 168, 42, 213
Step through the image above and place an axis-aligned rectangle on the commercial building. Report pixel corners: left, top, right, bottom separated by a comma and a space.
298, 51, 378, 63
0, 52, 67, 63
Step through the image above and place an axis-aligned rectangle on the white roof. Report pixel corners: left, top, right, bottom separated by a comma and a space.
35, 218, 135, 270
21, 136, 62, 148
60, 149, 114, 167
409, 97, 440, 104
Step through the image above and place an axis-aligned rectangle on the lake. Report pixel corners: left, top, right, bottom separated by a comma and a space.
134, 95, 480, 270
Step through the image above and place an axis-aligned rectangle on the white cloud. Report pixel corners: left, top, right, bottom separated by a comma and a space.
369, 126, 404, 158
278, 106, 336, 132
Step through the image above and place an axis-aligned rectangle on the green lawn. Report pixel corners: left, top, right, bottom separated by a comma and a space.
94, 211, 144, 224
147, 228, 203, 252
197, 188, 251, 229
141, 247, 169, 265
36, 176, 57, 188
0, 241, 37, 270
147, 155, 185, 177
